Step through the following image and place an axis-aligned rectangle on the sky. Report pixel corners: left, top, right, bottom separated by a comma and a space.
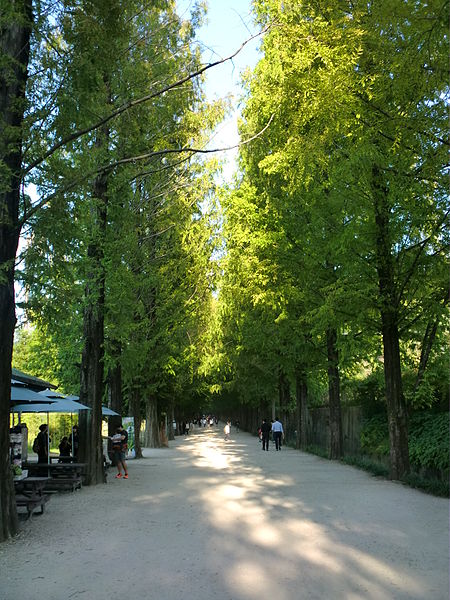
176, 0, 262, 179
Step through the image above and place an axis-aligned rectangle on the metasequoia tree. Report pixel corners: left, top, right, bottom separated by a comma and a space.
220, 0, 448, 477
0, 0, 265, 540
0, 0, 32, 540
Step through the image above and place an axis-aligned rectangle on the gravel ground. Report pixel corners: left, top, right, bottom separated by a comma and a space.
1, 426, 448, 600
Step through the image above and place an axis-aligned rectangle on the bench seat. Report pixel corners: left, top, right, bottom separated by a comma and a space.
15, 493, 50, 519
45, 476, 82, 492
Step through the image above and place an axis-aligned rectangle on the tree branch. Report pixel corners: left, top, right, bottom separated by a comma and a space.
19, 113, 274, 226
23, 25, 270, 176
96, 114, 275, 175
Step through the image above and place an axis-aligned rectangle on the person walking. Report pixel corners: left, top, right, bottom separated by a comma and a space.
224, 421, 231, 441
260, 419, 271, 451
110, 425, 129, 479
271, 417, 284, 451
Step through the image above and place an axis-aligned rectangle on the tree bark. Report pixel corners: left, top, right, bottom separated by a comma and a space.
168, 401, 175, 441
78, 169, 108, 486
107, 361, 122, 437
373, 165, 410, 479
131, 388, 143, 459
327, 328, 342, 460
145, 396, 161, 447
295, 368, 308, 450
0, 0, 32, 542
278, 368, 290, 426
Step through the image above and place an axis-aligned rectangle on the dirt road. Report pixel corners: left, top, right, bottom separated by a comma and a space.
1, 426, 448, 599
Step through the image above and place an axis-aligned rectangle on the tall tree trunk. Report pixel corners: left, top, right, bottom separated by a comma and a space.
107, 360, 122, 437
373, 165, 410, 479
295, 368, 308, 450
278, 368, 290, 425
168, 401, 175, 441
131, 388, 143, 459
0, 0, 32, 542
327, 328, 342, 459
78, 169, 108, 486
145, 396, 161, 447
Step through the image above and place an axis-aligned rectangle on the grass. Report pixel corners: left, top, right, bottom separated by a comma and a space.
305, 446, 449, 497
341, 454, 390, 477
304, 444, 330, 460
400, 472, 449, 498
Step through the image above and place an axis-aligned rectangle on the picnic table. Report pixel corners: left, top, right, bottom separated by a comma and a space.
14, 477, 51, 519
22, 462, 86, 492
49, 455, 76, 463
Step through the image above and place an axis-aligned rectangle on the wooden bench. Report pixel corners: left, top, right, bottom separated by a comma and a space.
15, 493, 50, 519
23, 462, 86, 489
44, 476, 82, 492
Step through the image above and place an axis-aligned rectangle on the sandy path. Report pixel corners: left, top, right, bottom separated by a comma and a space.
1, 426, 448, 600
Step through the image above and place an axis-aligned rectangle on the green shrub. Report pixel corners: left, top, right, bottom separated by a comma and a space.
401, 472, 449, 498
305, 427, 448, 497
360, 414, 390, 456
341, 455, 389, 477
408, 412, 449, 471
305, 444, 330, 459
359, 411, 449, 473
353, 369, 386, 416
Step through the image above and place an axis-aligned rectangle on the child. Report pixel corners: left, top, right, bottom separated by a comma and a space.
58, 436, 72, 463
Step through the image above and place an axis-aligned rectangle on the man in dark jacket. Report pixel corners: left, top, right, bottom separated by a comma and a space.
36, 423, 50, 474
260, 419, 272, 451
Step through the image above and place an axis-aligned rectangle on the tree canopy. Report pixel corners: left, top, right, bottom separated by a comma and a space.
1, 0, 448, 541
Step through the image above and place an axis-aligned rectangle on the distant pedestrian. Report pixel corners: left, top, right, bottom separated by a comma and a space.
110, 425, 129, 479
260, 419, 271, 451
271, 417, 284, 451
224, 421, 231, 441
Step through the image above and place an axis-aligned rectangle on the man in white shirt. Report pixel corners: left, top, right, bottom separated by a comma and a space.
271, 417, 284, 451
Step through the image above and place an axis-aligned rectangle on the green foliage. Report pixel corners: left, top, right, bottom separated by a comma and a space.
352, 369, 386, 416
309, 444, 448, 496
210, 0, 449, 480
13, 325, 81, 394
305, 445, 330, 460
408, 412, 449, 471
400, 473, 449, 498
361, 411, 449, 473
341, 455, 390, 478
360, 415, 390, 457
15, 0, 223, 424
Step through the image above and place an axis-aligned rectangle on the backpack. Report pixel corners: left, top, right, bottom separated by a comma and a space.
32, 436, 40, 453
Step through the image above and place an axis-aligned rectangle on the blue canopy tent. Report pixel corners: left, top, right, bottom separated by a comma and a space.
12, 398, 90, 413
65, 395, 119, 416
11, 385, 51, 403
100, 406, 120, 416
10, 385, 54, 429
38, 389, 67, 399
